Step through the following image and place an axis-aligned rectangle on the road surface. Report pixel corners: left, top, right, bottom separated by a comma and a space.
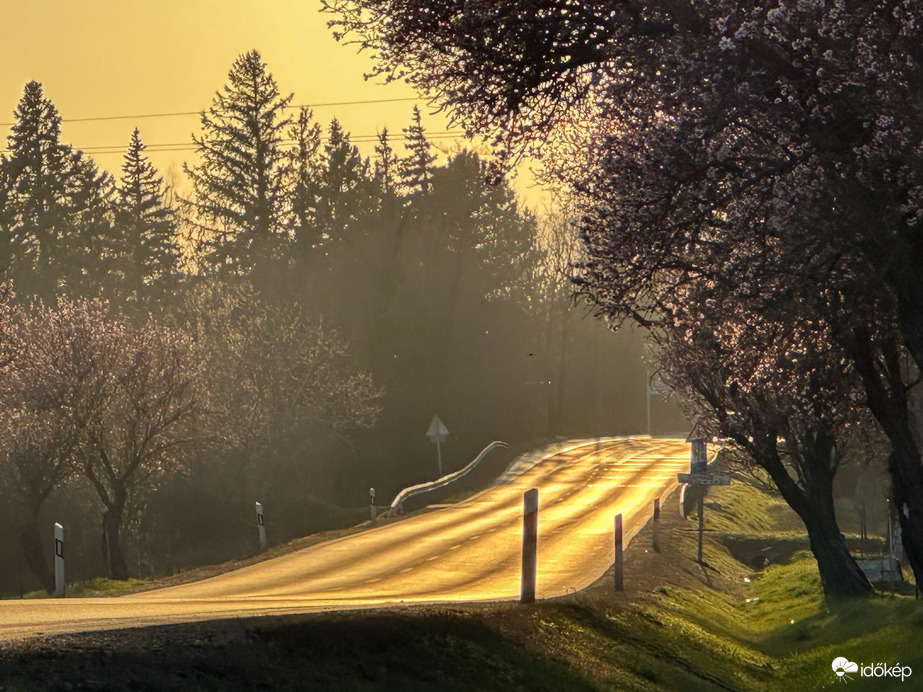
0, 436, 690, 640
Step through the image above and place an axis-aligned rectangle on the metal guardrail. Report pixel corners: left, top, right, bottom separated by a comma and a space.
387, 441, 510, 516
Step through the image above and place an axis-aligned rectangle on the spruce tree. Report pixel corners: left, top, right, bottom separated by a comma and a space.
399, 106, 435, 194
1, 82, 78, 301
65, 153, 116, 299
317, 118, 373, 245
114, 128, 180, 310
183, 50, 293, 278
373, 128, 398, 197
287, 107, 324, 263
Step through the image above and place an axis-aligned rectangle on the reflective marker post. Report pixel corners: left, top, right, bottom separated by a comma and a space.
652, 499, 661, 553
614, 514, 624, 591
370, 487, 377, 521
255, 502, 267, 553
521, 488, 538, 604
53, 523, 65, 598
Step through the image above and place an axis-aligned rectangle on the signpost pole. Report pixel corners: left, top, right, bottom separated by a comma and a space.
521, 489, 538, 603
53, 523, 65, 598
426, 415, 449, 478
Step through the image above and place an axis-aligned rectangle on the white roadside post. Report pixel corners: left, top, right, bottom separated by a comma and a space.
425, 414, 450, 477
370, 487, 377, 521
614, 513, 624, 591
521, 488, 539, 603
255, 501, 267, 553
53, 523, 65, 598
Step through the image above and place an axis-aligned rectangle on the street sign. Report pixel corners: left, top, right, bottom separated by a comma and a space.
690, 439, 708, 474
425, 415, 449, 443
677, 473, 730, 486
677, 469, 732, 563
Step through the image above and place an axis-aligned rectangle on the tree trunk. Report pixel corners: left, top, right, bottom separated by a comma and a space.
887, 432, 923, 587
802, 505, 873, 597
17, 518, 54, 594
756, 434, 872, 597
849, 334, 923, 586
102, 503, 129, 581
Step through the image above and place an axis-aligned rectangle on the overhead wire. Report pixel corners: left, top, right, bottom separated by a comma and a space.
0, 96, 468, 156
0, 96, 426, 128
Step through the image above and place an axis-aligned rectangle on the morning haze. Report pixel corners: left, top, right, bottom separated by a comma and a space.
1, 2, 911, 690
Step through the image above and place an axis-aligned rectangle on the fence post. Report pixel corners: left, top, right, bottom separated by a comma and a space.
521, 489, 538, 603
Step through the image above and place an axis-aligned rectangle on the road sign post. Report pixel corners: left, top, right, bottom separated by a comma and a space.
53, 523, 65, 598
614, 513, 624, 591
425, 415, 450, 477
521, 488, 538, 604
677, 436, 730, 563
255, 501, 267, 553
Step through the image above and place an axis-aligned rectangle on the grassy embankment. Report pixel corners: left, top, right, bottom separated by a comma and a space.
3, 472, 922, 691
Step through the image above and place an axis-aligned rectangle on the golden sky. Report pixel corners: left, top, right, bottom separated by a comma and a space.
0, 0, 546, 207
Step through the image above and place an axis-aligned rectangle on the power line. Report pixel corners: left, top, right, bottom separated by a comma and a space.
0, 97, 426, 128
1, 131, 467, 157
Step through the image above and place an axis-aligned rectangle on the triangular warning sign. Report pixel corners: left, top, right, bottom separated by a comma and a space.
426, 414, 449, 442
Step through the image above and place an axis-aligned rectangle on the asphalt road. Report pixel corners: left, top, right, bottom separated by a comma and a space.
0, 436, 690, 641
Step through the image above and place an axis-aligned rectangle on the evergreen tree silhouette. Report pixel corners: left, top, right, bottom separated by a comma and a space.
287, 106, 324, 264
316, 118, 373, 246
0, 81, 113, 302
113, 128, 180, 310
399, 106, 435, 194
183, 50, 292, 278
373, 128, 398, 197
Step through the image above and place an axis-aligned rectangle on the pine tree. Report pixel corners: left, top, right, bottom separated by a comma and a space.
399, 106, 436, 194
287, 107, 324, 263
320, 118, 372, 240
0, 81, 113, 302
113, 128, 180, 310
373, 128, 398, 197
2, 82, 74, 300
66, 153, 116, 299
316, 118, 373, 245
183, 50, 293, 278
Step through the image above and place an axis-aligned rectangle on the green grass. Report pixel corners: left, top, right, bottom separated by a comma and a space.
22, 576, 150, 599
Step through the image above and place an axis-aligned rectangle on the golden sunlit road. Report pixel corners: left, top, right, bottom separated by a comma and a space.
0, 436, 689, 641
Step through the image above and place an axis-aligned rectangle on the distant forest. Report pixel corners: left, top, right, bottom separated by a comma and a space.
0, 50, 682, 595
